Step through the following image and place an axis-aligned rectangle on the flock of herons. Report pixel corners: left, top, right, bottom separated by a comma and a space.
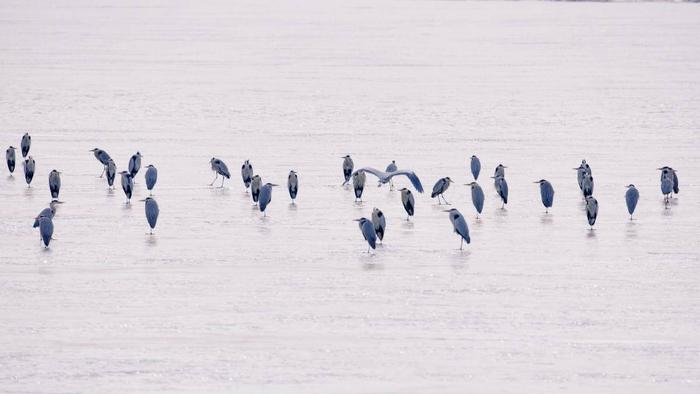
3, 133, 681, 251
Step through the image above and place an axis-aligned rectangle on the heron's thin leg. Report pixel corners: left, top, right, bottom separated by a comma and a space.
437, 195, 442, 205
220, 177, 225, 188
209, 173, 218, 186
99, 166, 105, 178
443, 195, 450, 205
460, 238, 463, 250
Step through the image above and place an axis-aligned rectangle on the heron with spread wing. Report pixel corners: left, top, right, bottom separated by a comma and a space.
343, 167, 424, 193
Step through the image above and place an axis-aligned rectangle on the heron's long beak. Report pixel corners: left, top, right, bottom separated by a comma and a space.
533, 181, 540, 183
138, 199, 146, 202
442, 210, 451, 213
353, 219, 361, 222
270, 184, 279, 187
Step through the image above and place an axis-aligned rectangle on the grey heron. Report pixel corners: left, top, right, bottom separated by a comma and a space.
128, 152, 142, 178
106, 159, 116, 189
287, 170, 298, 203
251, 175, 262, 204
49, 169, 61, 201
581, 159, 592, 175
371, 208, 386, 243
444, 208, 470, 250
140, 197, 159, 234
657, 166, 679, 197
23, 156, 35, 187
6, 146, 16, 174
38, 216, 53, 248
431, 177, 453, 205
258, 183, 277, 216
385, 160, 397, 189
470, 155, 481, 180
209, 157, 231, 187
659, 167, 674, 206
119, 171, 134, 203
535, 179, 554, 213
90, 148, 112, 177
241, 160, 253, 191
465, 182, 484, 218
21, 133, 31, 158
399, 188, 415, 221
346, 167, 424, 193
493, 164, 506, 188
492, 175, 508, 208
625, 184, 639, 219
354, 218, 377, 253
585, 195, 598, 229
342, 155, 354, 184
145, 164, 157, 195
352, 170, 366, 202
33, 201, 62, 228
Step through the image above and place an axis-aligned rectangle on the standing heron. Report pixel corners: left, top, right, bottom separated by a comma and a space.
38, 215, 53, 248
585, 196, 598, 229
33, 201, 62, 228
23, 156, 35, 187
128, 152, 142, 178
535, 179, 554, 213
241, 160, 253, 191
625, 184, 639, 219
21, 133, 31, 158
140, 197, 159, 234
342, 155, 354, 185
209, 157, 231, 187
145, 164, 157, 195
493, 175, 508, 208
493, 164, 506, 188
466, 182, 484, 218
470, 155, 481, 180
431, 177, 454, 205
444, 208, 470, 250
90, 148, 112, 177
119, 171, 134, 203
399, 188, 415, 221
346, 167, 424, 192
582, 172, 594, 198
385, 160, 397, 189
371, 208, 386, 243
106, 159, 117, 189
659, 167, 674, 205
287, 170, 298, 203
354, 217, 377, 253
49, 169, 61, 201
258, 183, 277, 216
352, 170, 366, 202
251, 175, 262, 204
6, 146, 17, 174
657, 166, 679, 197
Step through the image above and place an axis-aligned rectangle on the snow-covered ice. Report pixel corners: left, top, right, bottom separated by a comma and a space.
0, 1, 699, 392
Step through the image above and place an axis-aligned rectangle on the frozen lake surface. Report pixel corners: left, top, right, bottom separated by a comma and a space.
1, 0, 699, 392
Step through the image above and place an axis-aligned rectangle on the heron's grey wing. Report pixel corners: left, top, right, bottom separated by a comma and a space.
386, 170, 424, 193
354, 167, 387, 180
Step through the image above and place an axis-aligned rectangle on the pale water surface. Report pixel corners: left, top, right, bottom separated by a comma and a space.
0, 1, 699, 392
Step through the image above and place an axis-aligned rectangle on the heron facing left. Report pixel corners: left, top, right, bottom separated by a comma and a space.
444, 208, 470, 250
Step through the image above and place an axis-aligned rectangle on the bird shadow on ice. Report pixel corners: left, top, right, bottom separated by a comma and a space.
586, 229, 597, 239
625, 220, 637, 239
288, 202, 298, 211
540, 213, 553, 224
6, 175, 15, 182
145, 234, 158, 246
401, 220, 415, 229
23, 187, 34, 197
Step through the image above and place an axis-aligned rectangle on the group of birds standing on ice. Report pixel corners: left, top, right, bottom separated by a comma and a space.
339, 154, 679, 252
2, 133, 681, 251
